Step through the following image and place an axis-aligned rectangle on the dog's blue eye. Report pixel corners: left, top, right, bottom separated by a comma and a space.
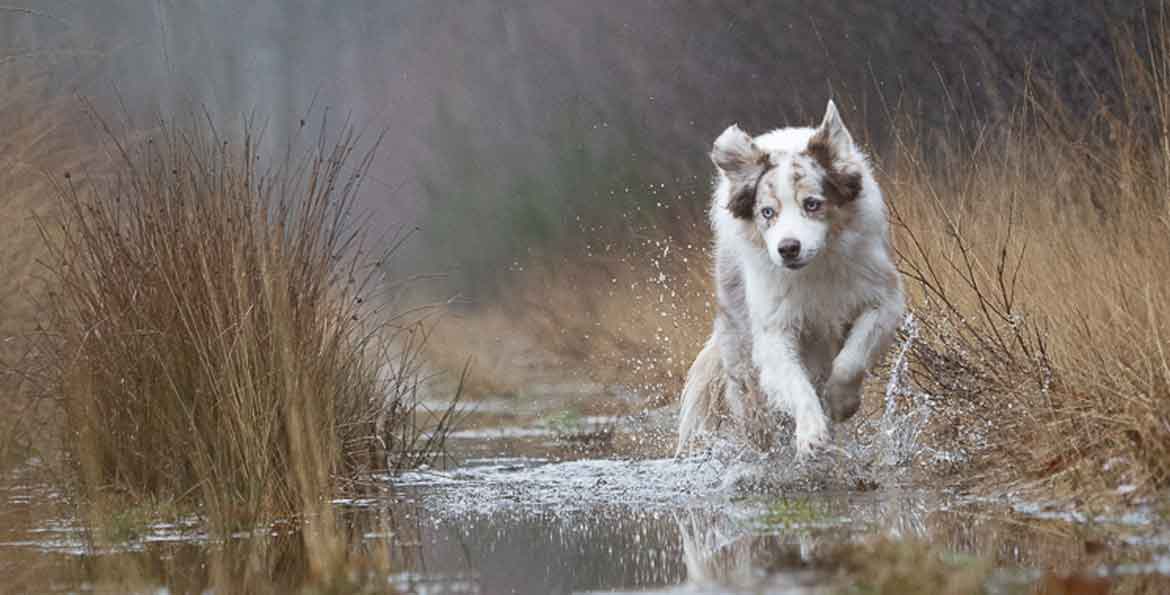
803, 197, 824, 212
760, 206, 776, 219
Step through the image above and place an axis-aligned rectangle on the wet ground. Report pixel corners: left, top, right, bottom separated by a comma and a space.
3, 397, 1169, 594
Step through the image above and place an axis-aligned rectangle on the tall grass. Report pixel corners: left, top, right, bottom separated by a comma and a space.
887, 18, 1170, 495
32, 113, 458, 533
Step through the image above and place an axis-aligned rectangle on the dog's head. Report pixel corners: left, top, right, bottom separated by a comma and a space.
712, 100, 864, 270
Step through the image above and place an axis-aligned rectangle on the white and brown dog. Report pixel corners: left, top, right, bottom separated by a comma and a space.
677, 100, 905, 456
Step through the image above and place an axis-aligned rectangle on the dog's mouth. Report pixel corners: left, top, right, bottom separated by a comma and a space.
783, 260, 808, 270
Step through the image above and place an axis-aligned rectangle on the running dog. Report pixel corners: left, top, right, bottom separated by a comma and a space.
677, 100, 904, 456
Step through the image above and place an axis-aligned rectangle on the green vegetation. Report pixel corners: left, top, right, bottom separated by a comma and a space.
542, 409, 586, 436
759, 497, 827, 528
93, 497, 181, 544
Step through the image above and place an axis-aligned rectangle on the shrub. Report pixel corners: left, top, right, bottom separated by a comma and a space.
35, 115, 458, 531
886, 18, 1170, 494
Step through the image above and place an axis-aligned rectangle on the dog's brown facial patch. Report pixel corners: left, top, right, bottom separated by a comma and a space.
790, 157, 831, 216
787, 154, 856, 240
727, 183, 758, 219
727, 158, 773, 220
804, 129, 862, 205
711, 125, 775, 220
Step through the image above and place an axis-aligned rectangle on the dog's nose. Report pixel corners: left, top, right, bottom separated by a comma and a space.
777, 239, 801, 260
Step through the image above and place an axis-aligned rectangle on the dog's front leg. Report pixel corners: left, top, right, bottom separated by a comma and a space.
825, 295, 905, 421
753, 330, 827, 454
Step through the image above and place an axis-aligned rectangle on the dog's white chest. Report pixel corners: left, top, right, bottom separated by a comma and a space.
743, 255, 860, 331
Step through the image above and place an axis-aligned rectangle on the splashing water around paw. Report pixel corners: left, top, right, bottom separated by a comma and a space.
689, 313, 939, 495
398, 314, 944, 511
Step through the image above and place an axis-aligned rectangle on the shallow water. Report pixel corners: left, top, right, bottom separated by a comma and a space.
3, 340, 1170, 595
4, 412, 1169, 594
378, 424, 1170, 594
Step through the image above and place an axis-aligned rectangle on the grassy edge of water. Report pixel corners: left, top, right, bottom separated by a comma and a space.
0, 110, 463, 592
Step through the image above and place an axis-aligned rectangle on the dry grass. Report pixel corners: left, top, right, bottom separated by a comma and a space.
0, 70, 104, 466
0, 43, 457, 594
424, 193, 713, 404
884, 15, 1170, 496
18, 112, 458, 536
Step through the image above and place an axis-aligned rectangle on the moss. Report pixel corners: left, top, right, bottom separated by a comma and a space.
760, 497, 827, 528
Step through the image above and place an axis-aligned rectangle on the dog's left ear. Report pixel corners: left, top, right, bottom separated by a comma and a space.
806, 100, 863, 203
808, 100, 854, 160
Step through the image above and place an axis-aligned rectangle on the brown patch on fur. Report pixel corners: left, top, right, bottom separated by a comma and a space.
727, 158, 773, 219
805, 131, 862, 205
791, 158, 846, 232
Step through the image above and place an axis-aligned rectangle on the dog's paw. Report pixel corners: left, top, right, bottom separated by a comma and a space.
824, 376, 863, 422
792, 409, 829, 455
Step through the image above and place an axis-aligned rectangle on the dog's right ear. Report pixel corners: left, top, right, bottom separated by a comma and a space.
711, 125, 765, 175
711, 125, 769, 219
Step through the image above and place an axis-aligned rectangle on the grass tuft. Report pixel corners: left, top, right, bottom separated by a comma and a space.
29, 112, 458, 535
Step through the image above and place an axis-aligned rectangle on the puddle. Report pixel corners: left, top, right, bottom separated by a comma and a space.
2, 351, 1169, 594
5, 419, 1168, 594
378, 435, 1170, 594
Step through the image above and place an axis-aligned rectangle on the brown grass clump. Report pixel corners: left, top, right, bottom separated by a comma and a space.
886, 17, 1170, 496
28, 113, 457, 533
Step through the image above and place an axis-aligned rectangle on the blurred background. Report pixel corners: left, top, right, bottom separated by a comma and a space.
2, 1, 1149, 277
1, 0, 1158, 396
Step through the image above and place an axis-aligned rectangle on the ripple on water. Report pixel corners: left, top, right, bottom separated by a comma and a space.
397, 455, 729, 515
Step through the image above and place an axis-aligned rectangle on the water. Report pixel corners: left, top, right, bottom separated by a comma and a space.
4, 408, 1169, 593
3, 327, 1170, 592
376, 424, 1170, 594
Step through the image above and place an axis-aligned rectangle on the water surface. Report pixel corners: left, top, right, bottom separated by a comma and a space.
2, 404, 1169, 594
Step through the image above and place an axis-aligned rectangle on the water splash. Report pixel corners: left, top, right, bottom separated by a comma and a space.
695, 313, 941, 494
396, 455, 729, 515
874, 313, 930, 468
400, 313, 946, 510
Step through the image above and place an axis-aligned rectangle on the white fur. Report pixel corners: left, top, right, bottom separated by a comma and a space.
677, 101, 905, 457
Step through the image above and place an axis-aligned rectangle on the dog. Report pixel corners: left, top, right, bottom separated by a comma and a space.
676, 100, 905, 456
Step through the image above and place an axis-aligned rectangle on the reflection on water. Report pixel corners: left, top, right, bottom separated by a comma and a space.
2, 427, 1169, 593
385, 462, 1167, 594
390, 503, 686, 593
